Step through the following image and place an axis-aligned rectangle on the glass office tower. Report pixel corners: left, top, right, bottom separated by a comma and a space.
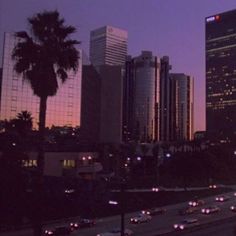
124, 51, 160, 142
0, 33, 82, 129
206, 10, 236, 139
170, 73, 194, 141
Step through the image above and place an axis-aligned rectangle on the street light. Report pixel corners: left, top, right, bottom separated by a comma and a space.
166, 153, 171, 158
137, 156, 142, 161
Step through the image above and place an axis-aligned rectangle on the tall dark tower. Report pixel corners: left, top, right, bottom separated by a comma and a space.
123, 51, 160, 143
206, 10, 236, 140
159, 56, 172, 142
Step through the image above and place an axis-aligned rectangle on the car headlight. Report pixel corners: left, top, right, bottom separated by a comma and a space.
202, 209, 205, 213
174, 224, 178, 228
231, 206, 234, 210
180, 225, 184, 230
206, 210, 210, 214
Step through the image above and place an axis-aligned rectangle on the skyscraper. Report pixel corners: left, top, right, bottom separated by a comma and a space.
206, 10, 236, 139
170, 73, 194, 141
124, 51, 160, 142
89, 26, 128, 67
99, 65, 124, 143
159, 56, 172, 142
80, 65, 101, 144
0, 33, 82, 128
123, 52, 193, 143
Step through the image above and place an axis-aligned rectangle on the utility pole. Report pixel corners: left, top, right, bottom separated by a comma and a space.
120, 144, 127, 236
120, 179, 125, 236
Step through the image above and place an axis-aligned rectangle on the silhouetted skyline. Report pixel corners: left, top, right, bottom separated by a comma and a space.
1, 0, 236, 131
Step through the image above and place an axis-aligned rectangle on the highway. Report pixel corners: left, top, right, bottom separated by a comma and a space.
70, 191, 236, 236
2, 189, 236, 236
182, 219, 236, 236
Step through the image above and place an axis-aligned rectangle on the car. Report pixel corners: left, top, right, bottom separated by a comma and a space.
130, 214, 151, 224
64, 188, 75, 194
230, 205, 236, 212
141, 207, 166, 215
152, 186, 165, 192
209, 184, 217, 189
188, 199, 205, 207
178, 207, 198, 215
44, 226, 71, 235
201, 206, 220, 214
173, 218, 199, 230
215, 195, 230, 202
70, 218, 95, 230
96, 228, 133, 236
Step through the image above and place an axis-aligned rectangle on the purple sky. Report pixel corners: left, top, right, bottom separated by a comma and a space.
1, 0, 236, 132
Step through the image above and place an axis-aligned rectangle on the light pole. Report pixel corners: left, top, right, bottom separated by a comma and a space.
120, 178, 125, 236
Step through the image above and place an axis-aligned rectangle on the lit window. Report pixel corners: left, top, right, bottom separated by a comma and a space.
63, 160, 75, 168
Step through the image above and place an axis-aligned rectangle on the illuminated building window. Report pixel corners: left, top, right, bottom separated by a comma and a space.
63, 160, 75, 168
22, 160, 37, 167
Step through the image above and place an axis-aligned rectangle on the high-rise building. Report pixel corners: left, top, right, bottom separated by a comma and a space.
80, 65, 101, 144
99, 65, 124, 144
123, 52, 193, 143
159, 56, 172, 142
0, 33, 82, 128
124, 51, 161, 142
89, 26, 128, 67
170, 73, 194, 141
206, 10, 236, 139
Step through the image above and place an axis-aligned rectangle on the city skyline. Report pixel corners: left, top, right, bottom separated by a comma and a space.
1, 0, 236, 131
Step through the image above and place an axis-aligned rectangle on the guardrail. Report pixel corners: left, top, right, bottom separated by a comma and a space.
155, 214, 236, 236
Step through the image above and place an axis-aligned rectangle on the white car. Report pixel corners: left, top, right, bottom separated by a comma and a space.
130, 214, 151, 224
209, 184, 217, 189
152, 186, 165, 192
173, 218, 199, 230
97, 228, 133, 236
188, 199, 205, 207
215, 195, 230, 202
201, 206, 220, 214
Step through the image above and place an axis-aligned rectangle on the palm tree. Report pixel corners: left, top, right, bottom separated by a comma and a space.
16, 110, 33, 123
15, 110, 33, 134
12, 10, 79, 236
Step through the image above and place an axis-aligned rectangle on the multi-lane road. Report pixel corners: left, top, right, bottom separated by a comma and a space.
3, 189, 236, 236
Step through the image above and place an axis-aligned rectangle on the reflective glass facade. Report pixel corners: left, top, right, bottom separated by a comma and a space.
206, 10, 236, 138
125, 51, 160, 142
90, 26, 128, 66
170, 73, 194, 141
0, 33, 82, 129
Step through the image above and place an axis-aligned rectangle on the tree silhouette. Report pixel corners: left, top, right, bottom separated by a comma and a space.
12, 10, 79, 236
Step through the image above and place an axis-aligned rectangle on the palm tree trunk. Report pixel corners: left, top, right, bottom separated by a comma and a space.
33, 96, 47, 236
